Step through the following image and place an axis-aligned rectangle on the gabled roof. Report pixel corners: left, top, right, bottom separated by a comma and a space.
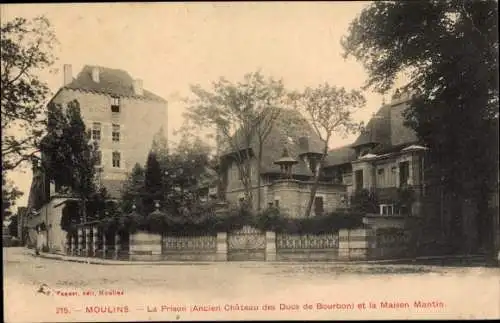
352, 104, 392, 148
63, 65, 166, 102
221, 108, 323, 177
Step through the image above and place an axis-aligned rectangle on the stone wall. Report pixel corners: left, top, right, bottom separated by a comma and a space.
338, 228, 374, 260
67, 224, 416, 262
129, 231, 163, 261
267, 180, 346, 218
51, 89, 168, 185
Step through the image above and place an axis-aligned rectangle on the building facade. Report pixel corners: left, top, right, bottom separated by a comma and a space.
220, 91, 426, 221
25, 65, 168, 253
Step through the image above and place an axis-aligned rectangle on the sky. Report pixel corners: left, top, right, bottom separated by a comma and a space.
2, 2, 398, 209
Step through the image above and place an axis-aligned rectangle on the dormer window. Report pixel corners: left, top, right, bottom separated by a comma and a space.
111, 97, 121, 113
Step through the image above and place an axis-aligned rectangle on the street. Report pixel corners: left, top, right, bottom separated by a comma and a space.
3, 247, 500, 321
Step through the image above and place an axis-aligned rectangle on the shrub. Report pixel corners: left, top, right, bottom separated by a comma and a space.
350, 189, 379, 213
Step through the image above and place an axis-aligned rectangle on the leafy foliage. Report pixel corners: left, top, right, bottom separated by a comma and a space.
1, 16, 58, 172
120, 163, 146, 213
120, 137, 216, 223
184, 71, 288, 207
2, 176, 23, 220
288, 84, 366, 217
350, 189, 379, 214
342, 0, 499, 250
40, 100, 101, 221
144, 151, 164, 212
41, 101, 98, 194
102, 204, 364, 236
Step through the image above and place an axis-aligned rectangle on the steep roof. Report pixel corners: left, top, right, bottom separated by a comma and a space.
351, 99, 417, 148
63, 65, 166, 102
325, 146, 357, 167
221, 108, 323, 177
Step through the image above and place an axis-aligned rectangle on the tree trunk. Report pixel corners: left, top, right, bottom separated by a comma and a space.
237, 155, 253, 209
304, 142, 329, 218
257, 142, 263, 211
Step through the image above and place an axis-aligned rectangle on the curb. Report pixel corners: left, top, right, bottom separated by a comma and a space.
29, 251, 493, 266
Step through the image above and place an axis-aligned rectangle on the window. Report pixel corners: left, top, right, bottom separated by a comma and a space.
92, 122, 101, 141
355, 170, 364, 191
399, 161, 410, 187
377, 168, 385, 187
274, 199, 280, 208
379, 204, 395, 216
343, 173, 353, 185
111, 97, 121, 113
390, 166, 398, 186
309, 158, 318, 174
112, 124, 120, 142
112, 151, 121, 168
314, 196, 324, 216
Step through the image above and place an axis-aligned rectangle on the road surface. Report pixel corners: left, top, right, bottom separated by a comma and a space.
3, 247, 500, 321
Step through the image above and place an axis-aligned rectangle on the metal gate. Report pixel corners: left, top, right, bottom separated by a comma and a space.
227, 225, 266, 261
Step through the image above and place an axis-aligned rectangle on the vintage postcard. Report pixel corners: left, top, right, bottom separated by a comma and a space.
2, 2, 499, 322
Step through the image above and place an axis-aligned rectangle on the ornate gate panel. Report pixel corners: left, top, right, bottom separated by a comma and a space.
227, 225, 266, 261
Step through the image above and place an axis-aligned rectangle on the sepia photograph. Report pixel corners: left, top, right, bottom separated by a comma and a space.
2, 1, 499, 322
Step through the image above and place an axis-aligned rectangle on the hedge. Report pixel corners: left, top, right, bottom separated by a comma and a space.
85, 206, 365, 236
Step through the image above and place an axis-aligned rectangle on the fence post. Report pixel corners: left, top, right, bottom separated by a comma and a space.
216, 232, 227, 261
265, 231, 276, 261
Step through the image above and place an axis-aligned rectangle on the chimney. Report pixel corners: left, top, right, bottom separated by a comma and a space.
63, 64, 72, 86
133, 79, 143, 96
298, 136, 309, 153
91, 66, 100, 83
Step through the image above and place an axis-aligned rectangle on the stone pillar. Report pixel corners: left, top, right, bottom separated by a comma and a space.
92, 227, 99, 257
216, 232, 227, 261
347, 228, 373, 260
265, 231, 276, 261
338, 229, 350, 260
114, 233, 120, 260
77, 228, 84, 256
85, 227, 91, 257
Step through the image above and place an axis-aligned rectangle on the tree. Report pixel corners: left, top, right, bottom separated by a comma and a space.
144, 151, 164, 213
289, 83, 365, 217
40, 100, 100, 223
151, 126, 169, 168
121, 163, 146, 213
2, 176, 23, 220
342, 1, 498, 251
8, 214, 18, 237
185, 71, 287, 209
1, 16, 58, 172
164, 140, 214, 209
